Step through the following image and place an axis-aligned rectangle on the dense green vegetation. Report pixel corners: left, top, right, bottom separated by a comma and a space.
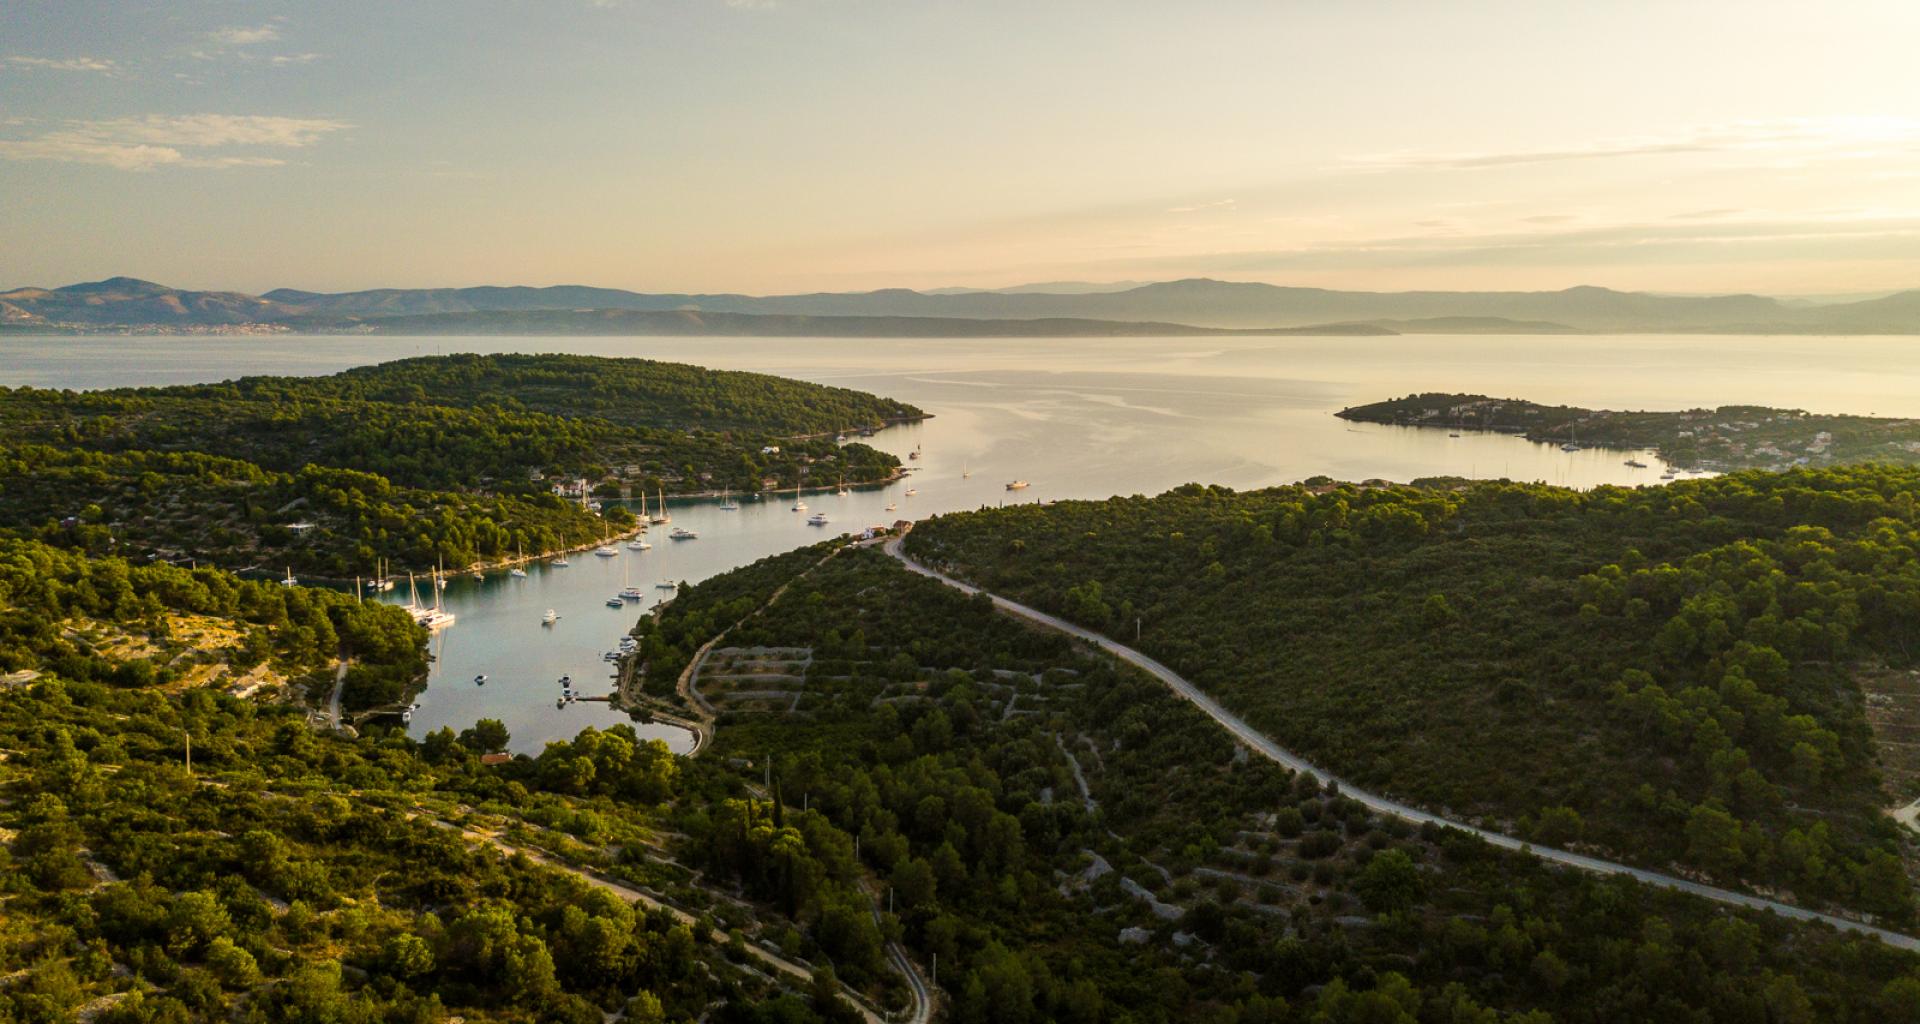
0, 535, 424, 697
638, 544, 1920, 1022
1340, 393, 1920, 471
0, 543, 901, 1023
0, 354, 918, 576
907, 466, 1920, 920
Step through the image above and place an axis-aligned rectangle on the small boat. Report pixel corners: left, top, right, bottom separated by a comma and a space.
885, 502, 897, 511
603, 651, 621, 661
963, 461, 971, 478
656, 579, 678, 590
621, 586, 644, 600
542, 609, 560, 625
1005, 480, 1029, 491
553, 557, 570, 568
595, 545, 619, 557
670, 527, 697, 540
558, 674, 572, 686
719, 487, 739, 511
1448, 430, 1462, 438
436, 577, 448, 589
607, 597, 625, 608
807, 512, 830, 526
908, 450, 921, 460
904, 487, 917, 497
401, 709, 412, 724
281, 567, 298, 588
628, 539, 652, 550
474, 674, 488, 685
1561, 443, 1581, 452
510, 567, 528, 578
836, 433, 848, 443
792, 499, 808, 512
471, 570, 485, 581
1625, 458, 1648, 468
556, 698, 565, 709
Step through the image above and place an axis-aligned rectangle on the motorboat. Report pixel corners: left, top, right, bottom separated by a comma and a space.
1625, 458, 1648, 468
885, 502, 897, 511
542, 609, 560, 625
656, 579, 678, 590
1006, 480, 1029, 491
807, 512, 830, 526
621, 586, 645, 600
671, 527, 698, 540
474, 674, 488, 685
629, 538, 652, 550
607, 597, 625, 608
596, 545, 620, 557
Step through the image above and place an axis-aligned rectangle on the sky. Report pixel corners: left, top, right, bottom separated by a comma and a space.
3, 0, 1919, 297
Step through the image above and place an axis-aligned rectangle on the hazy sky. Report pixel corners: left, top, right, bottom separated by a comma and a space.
4, 0, 1918, 296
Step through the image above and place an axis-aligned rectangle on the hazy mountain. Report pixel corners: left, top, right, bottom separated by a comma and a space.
0, 277, 295, 325
302, 308, 1395, 337
262, 278, 1821, 331
9, 276, 1920, 334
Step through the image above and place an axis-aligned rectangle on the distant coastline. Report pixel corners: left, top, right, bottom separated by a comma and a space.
11, 275, 1920, 335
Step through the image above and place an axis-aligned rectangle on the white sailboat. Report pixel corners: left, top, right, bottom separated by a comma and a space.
719, 487, 739, 511
651, 487, 671, 525
281, 566, 298, 587
510, 544, 528, 577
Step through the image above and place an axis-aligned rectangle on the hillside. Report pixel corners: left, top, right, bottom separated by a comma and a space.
10, 276, 1920, 333
905, 467, 1920, 919
623, 540, 1920, 1021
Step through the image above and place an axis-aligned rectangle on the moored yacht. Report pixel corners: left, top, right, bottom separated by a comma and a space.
807, 512, 830, 526
542, 608, 560, 625
670, 526, 698, 540
1006, 480, 1029, 491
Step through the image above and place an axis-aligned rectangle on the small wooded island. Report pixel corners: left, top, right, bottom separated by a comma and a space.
1339, 392, 1920, 471
0, 353, 924, 577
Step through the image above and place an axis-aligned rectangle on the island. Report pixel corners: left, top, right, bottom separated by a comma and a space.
1338, 392, 1920, 471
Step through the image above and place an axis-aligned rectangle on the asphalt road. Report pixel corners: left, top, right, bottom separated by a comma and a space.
882, 536, 1920, 952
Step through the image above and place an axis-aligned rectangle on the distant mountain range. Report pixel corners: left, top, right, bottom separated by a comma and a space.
7, 275, 1920, 335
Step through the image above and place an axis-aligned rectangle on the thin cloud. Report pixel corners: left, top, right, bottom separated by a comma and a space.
1, 56, 119, 74
209, 26, 281, 46
1167, 198, 1237, 214
1350, 117, 1920, 171
0, 114, 350, 171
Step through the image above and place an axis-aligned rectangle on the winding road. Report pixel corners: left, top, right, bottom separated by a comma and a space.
882, 536, 1920, 952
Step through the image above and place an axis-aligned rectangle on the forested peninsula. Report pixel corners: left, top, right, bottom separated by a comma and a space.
1339, 393, 1920, 472
0, 354, 922, 578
